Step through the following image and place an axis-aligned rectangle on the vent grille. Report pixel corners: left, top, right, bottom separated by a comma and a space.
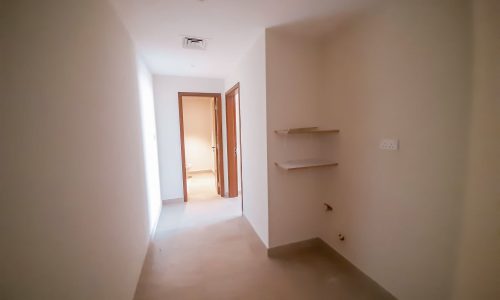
183, 36, 207, 50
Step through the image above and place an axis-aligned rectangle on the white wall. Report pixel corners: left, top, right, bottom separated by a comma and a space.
317, 1, 471, 299
136, 58, 162, 235
265, 30, 326, 247
225, 33, 269, 246
263, 2, 499, 298
153, 75, 225, 200
0, 0, 155, 299
453, 1, 500, 298
183, 96, 214, 172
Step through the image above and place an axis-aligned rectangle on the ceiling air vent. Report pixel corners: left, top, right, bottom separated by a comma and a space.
183, 36, 207, 50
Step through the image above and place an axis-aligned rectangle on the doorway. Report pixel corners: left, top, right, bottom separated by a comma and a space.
178, 92, 224, 202
225, 83, 242, 199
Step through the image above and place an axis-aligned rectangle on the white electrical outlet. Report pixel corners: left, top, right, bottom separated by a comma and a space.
379, 138, 399, 151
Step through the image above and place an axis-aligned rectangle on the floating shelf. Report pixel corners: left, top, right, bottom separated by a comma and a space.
275, 127, 339, 135
275, 159, 338, 171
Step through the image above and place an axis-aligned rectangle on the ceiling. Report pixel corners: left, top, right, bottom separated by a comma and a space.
110, 0, 375, 78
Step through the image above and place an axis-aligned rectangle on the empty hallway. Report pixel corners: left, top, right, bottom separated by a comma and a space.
1, 0, 499, 300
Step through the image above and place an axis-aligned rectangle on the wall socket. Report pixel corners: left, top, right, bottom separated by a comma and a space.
379, 138, 399, 151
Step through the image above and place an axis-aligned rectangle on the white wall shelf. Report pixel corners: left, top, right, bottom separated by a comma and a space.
275, 159, 338, 171
274, 127, 339, 135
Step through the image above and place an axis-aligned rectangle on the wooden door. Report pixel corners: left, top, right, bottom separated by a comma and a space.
225, 87, 238, 198
178, 92, 224, 202
211, 99, 219, 192
213, 97, 224, 196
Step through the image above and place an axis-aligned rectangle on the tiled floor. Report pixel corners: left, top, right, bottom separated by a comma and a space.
158, 195, 242, 232
186, 171, 219, 201
134, 195, 394, 300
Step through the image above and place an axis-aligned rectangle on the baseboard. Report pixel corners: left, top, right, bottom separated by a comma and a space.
134, 205, 161, 299
242, 215, 269, 249
267, 237, 395, 299
222, 191, 242, 198
163, 198, 184, 204
149, 209, 161, 239
267, 238, 322, 257
187, 169, 213, 175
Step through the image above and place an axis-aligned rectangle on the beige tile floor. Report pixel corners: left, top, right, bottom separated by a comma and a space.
186, 172, 220, 201
134, 183, 394, 300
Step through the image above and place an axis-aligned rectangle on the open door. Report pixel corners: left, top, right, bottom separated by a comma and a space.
225, 84, 240, 198
178, 92, 224, 202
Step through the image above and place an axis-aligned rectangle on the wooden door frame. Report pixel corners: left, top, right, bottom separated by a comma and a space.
178, 92, 224, 202
225, 83, 243, 202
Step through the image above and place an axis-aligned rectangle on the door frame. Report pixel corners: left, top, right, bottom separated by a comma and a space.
178, 92, 224, 202
225, 83, 243, 200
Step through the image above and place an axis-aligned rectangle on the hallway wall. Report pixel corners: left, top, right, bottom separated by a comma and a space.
265, 30, 324, 247
225, 33, 269, 247
0, 0, 154, 299
136, 58, 162, 236
453, 1, 500, 298
317, 1, 472, 299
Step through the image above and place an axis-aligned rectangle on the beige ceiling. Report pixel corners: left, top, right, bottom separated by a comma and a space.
110, 0, 376, 78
